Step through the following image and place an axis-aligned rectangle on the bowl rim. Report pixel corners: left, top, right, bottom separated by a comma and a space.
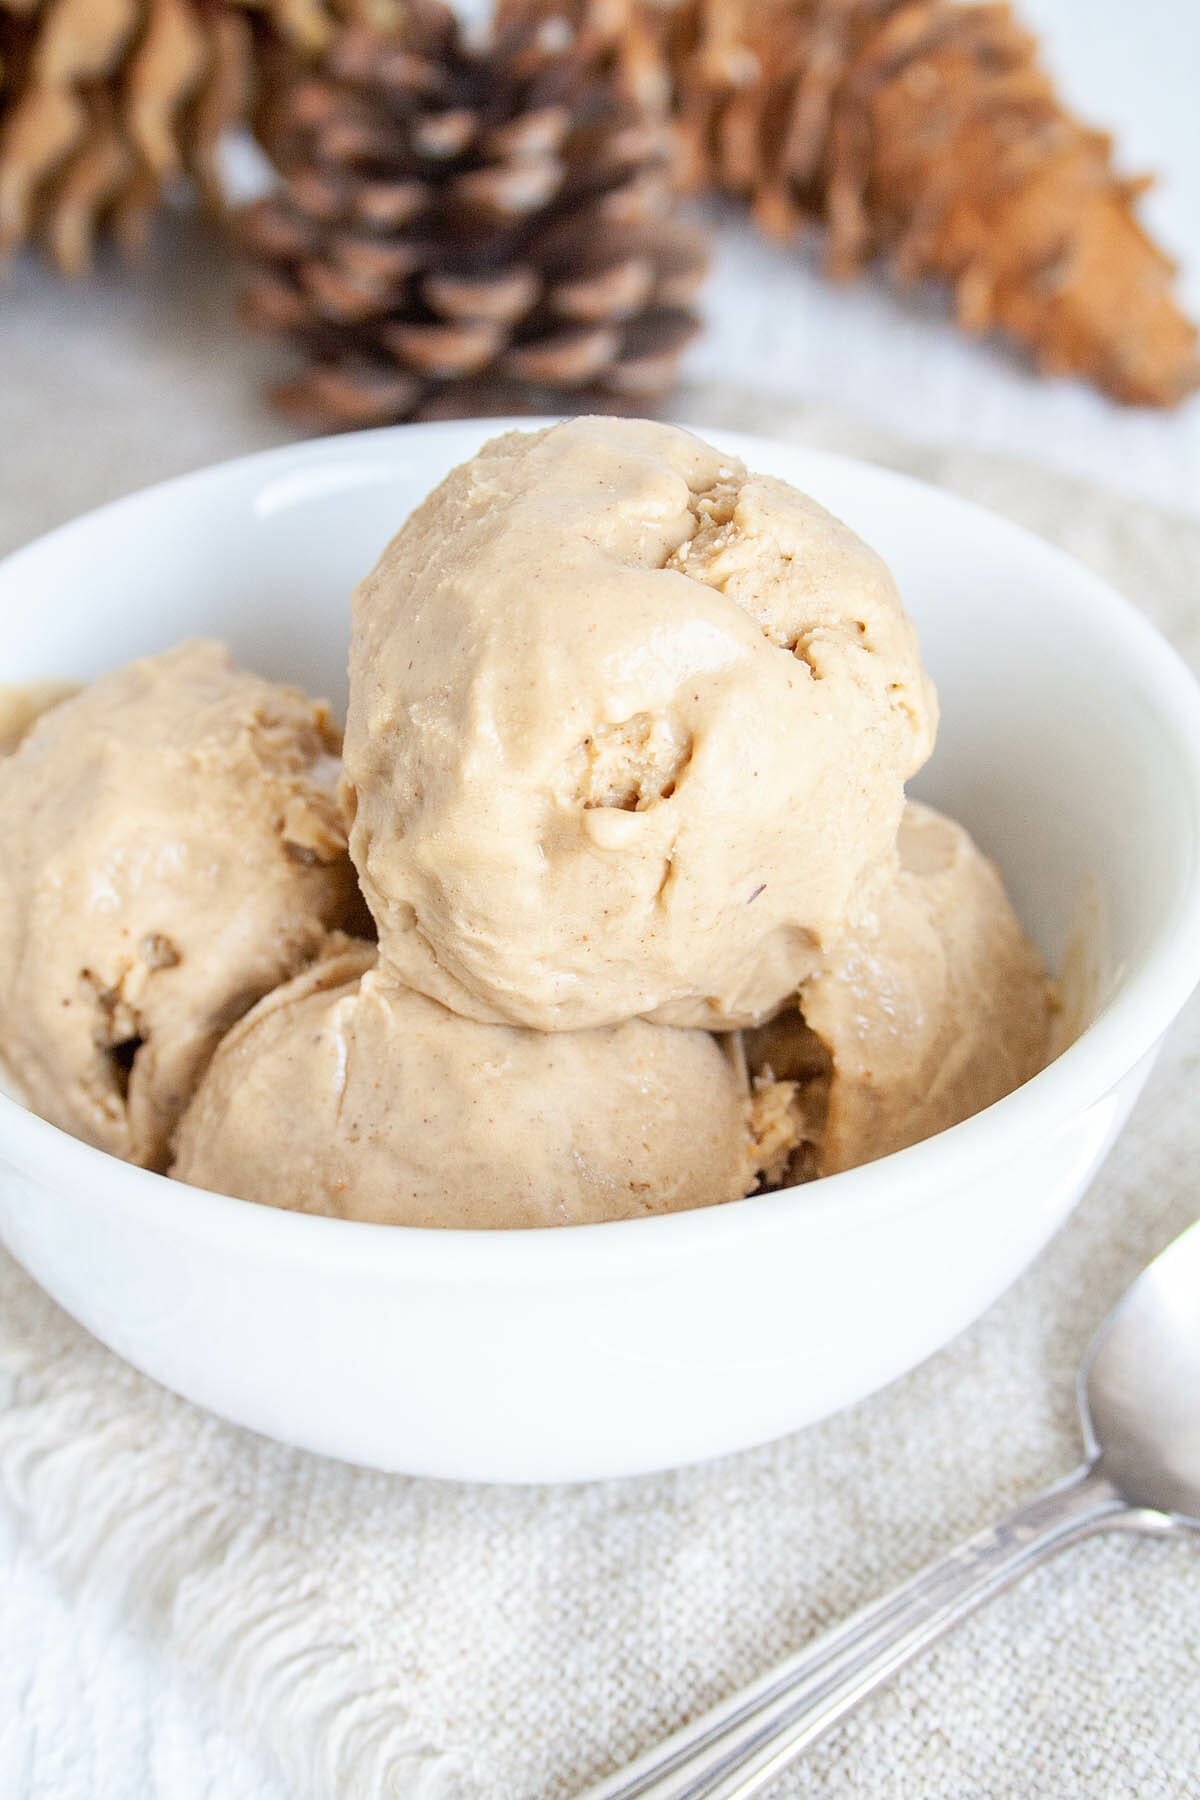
2, 416, 1199, 1277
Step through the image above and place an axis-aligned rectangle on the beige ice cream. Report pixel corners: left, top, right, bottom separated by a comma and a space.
172, 939, 793, 1228
746, 801, 1055, 1177
0, 640, 362, 1169
343, 416, 937, 1032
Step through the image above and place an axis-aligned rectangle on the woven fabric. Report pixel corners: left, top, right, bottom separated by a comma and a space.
1, 354, 1199, 1799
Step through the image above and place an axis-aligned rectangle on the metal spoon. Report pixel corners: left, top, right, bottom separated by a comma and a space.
579, 1218, 1200, 1800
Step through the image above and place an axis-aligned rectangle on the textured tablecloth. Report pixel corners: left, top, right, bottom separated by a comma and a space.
2, 220, 1200, 1800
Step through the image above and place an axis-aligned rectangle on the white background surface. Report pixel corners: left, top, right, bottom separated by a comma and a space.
1, 2, 1198, 1796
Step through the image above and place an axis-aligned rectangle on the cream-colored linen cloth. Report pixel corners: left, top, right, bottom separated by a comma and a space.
1, 249, 1199, 1796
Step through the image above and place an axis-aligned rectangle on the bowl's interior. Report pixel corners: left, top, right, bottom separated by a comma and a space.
2, 420, 1198, 1040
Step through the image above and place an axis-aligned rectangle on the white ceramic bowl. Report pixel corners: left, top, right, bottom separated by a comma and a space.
1, 422, 1199, 1484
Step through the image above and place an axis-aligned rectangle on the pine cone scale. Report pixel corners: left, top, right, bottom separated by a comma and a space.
274, 359, 424, 425
503, 321, 619, 383
451, 157, 564, 217
549, 255, 654, 320
423, 265, 540, 320
382, 316, 506, 374
0, 81, 84, 253
335, 231, 423, 281
32, 0, 141, 87
299, 254, 391, 319
123, 0, 211, 178
482, 103, 570, 160
241, 267, 313, 330
350, 178, 430, 228
410, 105, 476, 158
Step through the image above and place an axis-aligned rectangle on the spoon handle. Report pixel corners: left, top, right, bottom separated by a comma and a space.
577, 1463, 1132, 1800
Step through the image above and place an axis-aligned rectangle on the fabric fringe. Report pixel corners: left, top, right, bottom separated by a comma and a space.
0, 1295, 470, 1800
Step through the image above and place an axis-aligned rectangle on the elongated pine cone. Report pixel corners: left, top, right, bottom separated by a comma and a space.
237, 0, 709, 427
0, 0, 402, 273
503, 0, 1199, 407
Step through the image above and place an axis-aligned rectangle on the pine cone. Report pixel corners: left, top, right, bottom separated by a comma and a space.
505, 0, 1198, 408
237, 1, 709, 428
0, 0, 402, 274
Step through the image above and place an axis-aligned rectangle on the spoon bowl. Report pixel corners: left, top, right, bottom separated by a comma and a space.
1085, 1218, 1200, 1523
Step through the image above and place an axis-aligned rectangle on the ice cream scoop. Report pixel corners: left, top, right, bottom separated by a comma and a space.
746, 802, 1055, 1176
342, 416, 937, 1032
172, 939, 795, 1228
0, 640, 362, 1169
